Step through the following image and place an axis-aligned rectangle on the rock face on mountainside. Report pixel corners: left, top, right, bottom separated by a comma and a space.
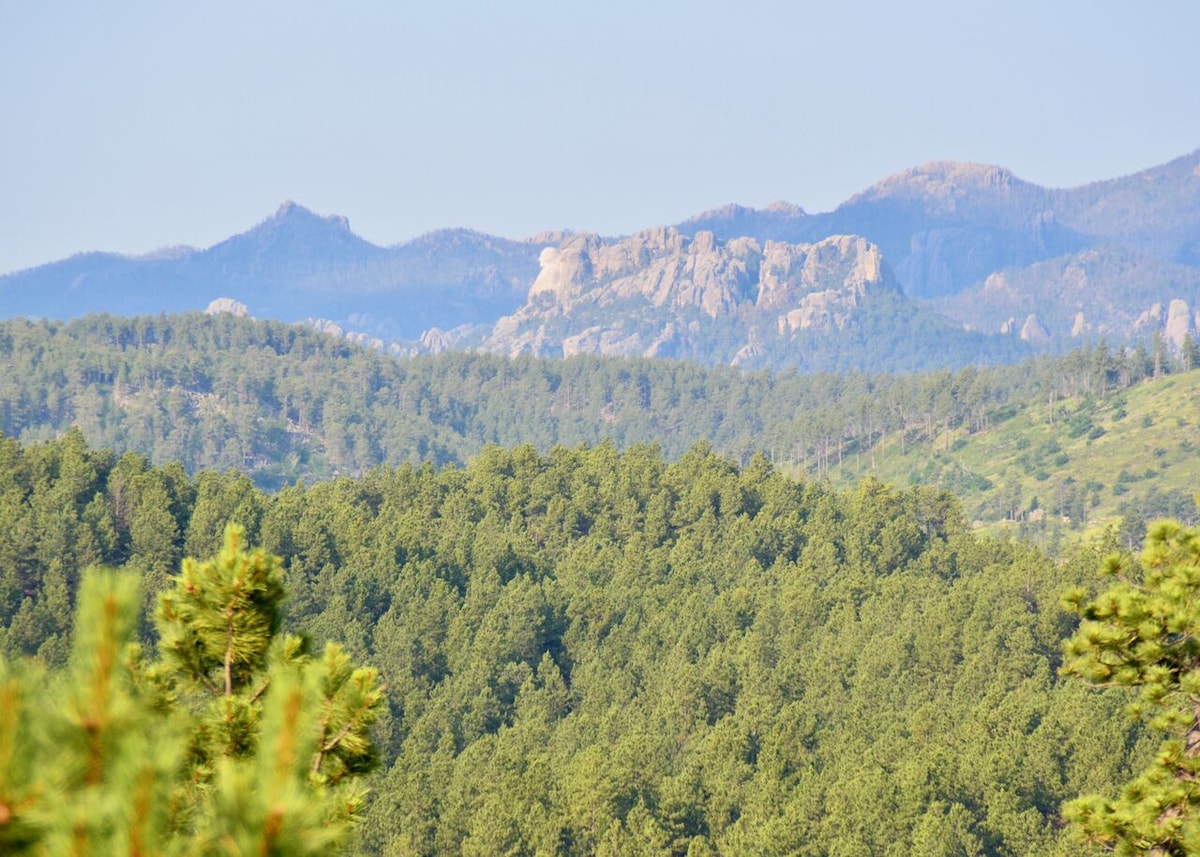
482, 229, 905, 363
204, 297, 249, 316
938, 245, 1200, 339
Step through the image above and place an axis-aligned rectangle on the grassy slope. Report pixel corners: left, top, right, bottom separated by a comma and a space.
824, 369, 1200, 534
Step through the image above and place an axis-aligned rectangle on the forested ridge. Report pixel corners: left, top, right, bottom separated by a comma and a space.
0, 429, 1158, 854
2, 313, 1193, 528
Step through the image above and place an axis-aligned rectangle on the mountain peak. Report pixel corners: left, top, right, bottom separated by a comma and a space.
914, 160, 1015, 182
682, 200, 807, 225
856, 161, 1023, 203
764, 200, 806, 216
269, 200, 351, 232
197, 201, 372, 274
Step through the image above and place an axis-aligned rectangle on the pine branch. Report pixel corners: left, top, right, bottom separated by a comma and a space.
256, 807, 284, 857
224, 617, 235, 697
199, 673, 221, 697
312, 720, 356, 776
249, 678, 270, 704
85, 590, 121, 787
311, 697, 336, 776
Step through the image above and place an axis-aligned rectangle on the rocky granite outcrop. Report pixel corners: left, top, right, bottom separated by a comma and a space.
205, 297, 249, 317
938, 245, 1200, 341
482, 228, 901, 363
1019, 314, 1051, 345
1165, 299, 1194, 350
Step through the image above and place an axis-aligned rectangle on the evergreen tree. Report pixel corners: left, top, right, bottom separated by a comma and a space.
1178, 334, 1200, 374
1062, 520, 1200, 855
0, 525, 384, 856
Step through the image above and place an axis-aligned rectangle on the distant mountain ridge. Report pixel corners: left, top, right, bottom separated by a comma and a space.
676, 150, 1200, 339
3, 150, 1199, 370
0, 201, 543, 340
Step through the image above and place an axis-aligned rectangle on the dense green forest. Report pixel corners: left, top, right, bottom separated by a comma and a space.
1, 313, 1194, 531
0, 429, 1162, 854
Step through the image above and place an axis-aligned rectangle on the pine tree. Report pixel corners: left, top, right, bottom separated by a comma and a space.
1061, 520, 1200, 855
1180, 333, 1200, 374
0, 524, 384, 856
0, 571, 182, 854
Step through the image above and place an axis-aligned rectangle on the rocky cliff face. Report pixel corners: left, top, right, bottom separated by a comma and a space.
937, 245, 1200, 344
481, 229, 901, 363
524, 228, 761, 317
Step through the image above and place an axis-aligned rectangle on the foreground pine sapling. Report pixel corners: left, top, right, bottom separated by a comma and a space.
1062, 520, 1200, 855
0, 524, 385, 856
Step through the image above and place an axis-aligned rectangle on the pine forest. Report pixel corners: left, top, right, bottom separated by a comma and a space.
4, 408, 1200, 853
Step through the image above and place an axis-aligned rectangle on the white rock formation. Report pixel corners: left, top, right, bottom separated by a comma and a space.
1165, 299, 1193, 350
486, 228, 897, 360
1133, 303, 1165, 330
1019, 314, 1051, 344
205, 297, 248, 316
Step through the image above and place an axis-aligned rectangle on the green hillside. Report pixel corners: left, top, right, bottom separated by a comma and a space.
0, 430, 1157, 855
824, 369, 1200, 541
2, 314, 1186, 501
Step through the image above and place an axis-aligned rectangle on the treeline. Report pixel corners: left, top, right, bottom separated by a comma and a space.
0, 313, 1190, 490
0, 430, 1149, 854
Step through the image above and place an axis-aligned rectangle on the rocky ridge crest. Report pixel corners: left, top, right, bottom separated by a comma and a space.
482, 228, 899, 363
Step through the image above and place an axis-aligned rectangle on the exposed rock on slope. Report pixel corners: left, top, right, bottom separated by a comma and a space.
522, 228, 764, 318
484, 228, 905, 363
1019, 314, 1051, 345
938, 246, 1200, 338
1165, 299, 1195, 350
204, 297, 249, 317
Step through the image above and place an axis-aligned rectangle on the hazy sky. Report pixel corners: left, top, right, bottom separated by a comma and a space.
1, 1, 1198, 275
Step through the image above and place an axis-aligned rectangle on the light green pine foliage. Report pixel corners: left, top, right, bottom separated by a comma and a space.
155, 524, 285, 697
1062, 521, 1200, 854
1, 572, 183, 854
0, 525, 384, 856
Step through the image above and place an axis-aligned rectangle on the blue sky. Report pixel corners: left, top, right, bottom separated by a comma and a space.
1, 0, 1197, 275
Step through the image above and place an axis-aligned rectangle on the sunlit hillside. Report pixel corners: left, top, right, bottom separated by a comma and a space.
825, 367, 1200, 541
